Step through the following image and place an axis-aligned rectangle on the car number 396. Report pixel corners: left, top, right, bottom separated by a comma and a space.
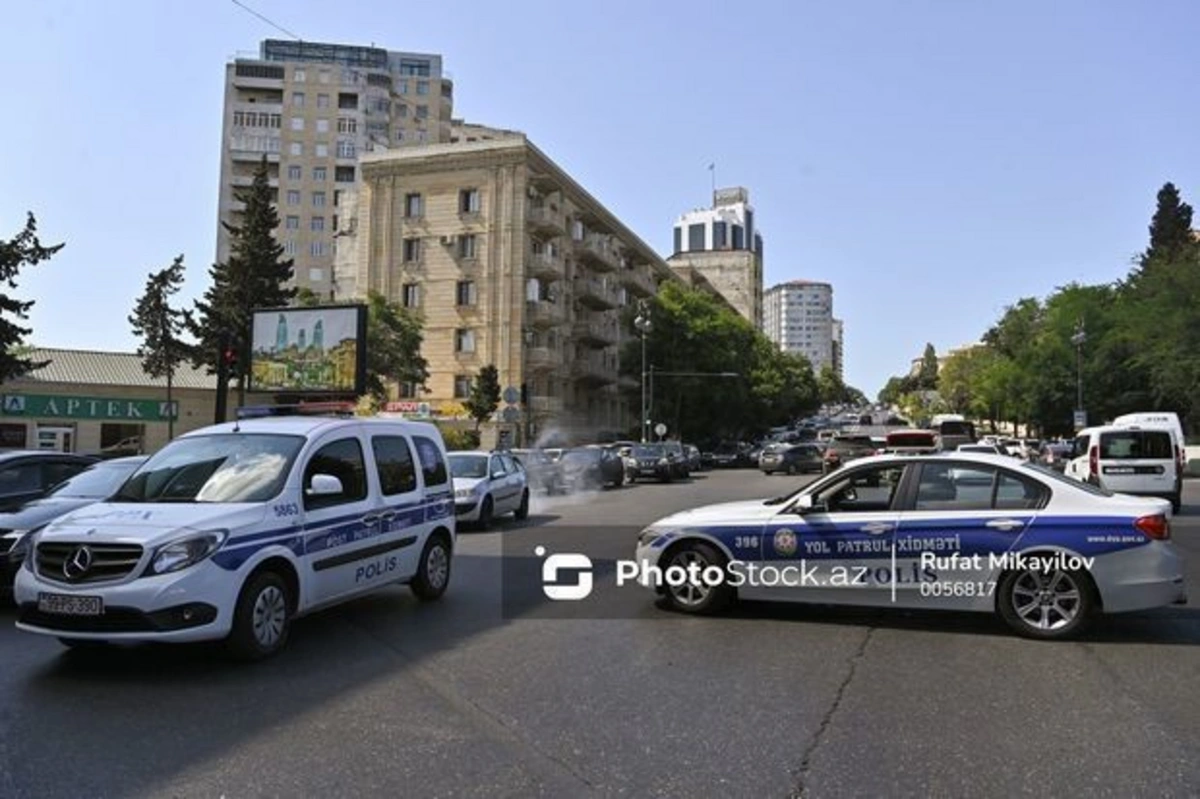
37, 592, 104, 616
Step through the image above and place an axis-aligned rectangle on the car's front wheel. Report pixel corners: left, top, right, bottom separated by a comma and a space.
514, 489, 530, 521
660, 541, 733, 615
997, 565, 1096, 640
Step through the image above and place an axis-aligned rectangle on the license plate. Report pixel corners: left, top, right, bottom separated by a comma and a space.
37, 592, 103, 616
1105, 467, 1134, 475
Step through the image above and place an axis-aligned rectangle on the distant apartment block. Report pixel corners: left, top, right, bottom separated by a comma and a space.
831, 318, 844, 380
763, 280, 835, 374
216, 39, 453, 298
666, 187, 764, 328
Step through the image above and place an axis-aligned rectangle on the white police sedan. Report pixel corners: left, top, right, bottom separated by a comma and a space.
634, 452, 1185, 639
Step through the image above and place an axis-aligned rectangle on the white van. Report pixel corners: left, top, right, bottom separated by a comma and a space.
13, 413, 456, 659
1112, 412, 1186, 483
1066, 424, 1181, 512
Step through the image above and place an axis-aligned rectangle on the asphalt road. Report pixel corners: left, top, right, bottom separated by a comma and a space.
2, 470, 1200, 798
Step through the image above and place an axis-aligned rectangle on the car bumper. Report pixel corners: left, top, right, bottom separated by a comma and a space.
1091, 542, 1187, 613
13, 559, 237, 643
455, 498, 483, 521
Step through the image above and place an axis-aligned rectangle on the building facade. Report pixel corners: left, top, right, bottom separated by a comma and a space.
763, 280, 835, 374
217, 39, 453, 299
831, 318, 844, 380
666, 187, 764, 328
336, 127, 681, 441
0, 349, 249, 455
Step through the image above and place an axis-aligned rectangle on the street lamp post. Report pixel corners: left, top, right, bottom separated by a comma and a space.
634, 300, 652, 443
1071, 318, 1087, 429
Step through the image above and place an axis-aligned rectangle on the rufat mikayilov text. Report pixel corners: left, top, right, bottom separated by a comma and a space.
920, 551, 1095, 573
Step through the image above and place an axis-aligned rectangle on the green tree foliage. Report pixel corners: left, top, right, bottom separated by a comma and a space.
619, 282, 818, 442
363, 290, 428, 402
464, 364, 502, 431
191, 155, 296, 415
129, 255, 193, 438
916, 343, 939, 390
0, 213, 62, 381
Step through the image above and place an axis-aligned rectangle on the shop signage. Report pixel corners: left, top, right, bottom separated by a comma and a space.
1, 394, 178, 421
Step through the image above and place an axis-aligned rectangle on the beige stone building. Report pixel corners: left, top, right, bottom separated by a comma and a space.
0, 349, 253, 455
217, 39, 453, 299
335, 124, 706, 442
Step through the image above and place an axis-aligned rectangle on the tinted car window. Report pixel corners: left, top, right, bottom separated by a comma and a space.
1100, 430, 1173, 460
0, 463, 41, 495
372, 436, 418, 496
304, 438, 368, 509
413, 435, 449, 486
914, 464, 996, 511
995, 472, 1047, 510
44, 460, 90, 489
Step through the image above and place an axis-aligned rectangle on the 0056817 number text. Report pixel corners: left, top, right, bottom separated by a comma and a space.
919, 580, 996, 597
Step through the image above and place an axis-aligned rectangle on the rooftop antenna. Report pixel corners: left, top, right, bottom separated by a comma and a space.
708, 162, 716, 204
231, 0, 303, 40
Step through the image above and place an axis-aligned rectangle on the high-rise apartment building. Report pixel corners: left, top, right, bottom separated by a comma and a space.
216, 39, 452, 298
335, 125, 701, 440
666, 188, 764, 328
831, 318, 844, 380
763, 280, 835, 374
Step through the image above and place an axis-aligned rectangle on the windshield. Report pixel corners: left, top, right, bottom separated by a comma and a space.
564, 448, 601, 463
448, 454, 489, 479
1020, 462, 1114, 496
49, 460, 144, 498
635, 445, 662, 458
113, 434, 303, 503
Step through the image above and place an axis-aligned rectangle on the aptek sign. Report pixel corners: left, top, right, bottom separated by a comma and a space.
1, 394, 178, 421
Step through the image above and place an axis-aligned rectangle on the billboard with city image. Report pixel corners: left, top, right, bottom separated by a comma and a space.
249, 305, 367, 395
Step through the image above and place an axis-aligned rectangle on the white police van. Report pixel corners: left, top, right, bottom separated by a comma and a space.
13, 409, 456, 659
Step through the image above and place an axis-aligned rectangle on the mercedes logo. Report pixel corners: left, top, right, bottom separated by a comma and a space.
62, 546, 93, 580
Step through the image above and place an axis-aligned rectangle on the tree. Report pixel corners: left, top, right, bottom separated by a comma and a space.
191, 155, 295, 421
916, 343, 939, 390
129, 255, 193, 440
464, 364, 502, 432
363, 290, 428, 401
817, 364, 850, 406
1143, 182, 1196, 266
0, 213, 62, 382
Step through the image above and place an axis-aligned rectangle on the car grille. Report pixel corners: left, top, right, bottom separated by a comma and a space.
36, 542, 144, 584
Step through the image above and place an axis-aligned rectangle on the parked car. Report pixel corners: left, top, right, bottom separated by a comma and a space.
1041, 442, 1073, 473
684, 444, 703, 472
2, 456, 148, 596
957, 443, 1006, 455
510, 448, 566, 495
631, 443, 679, 482
660, 442, 691, 478
0, 451, 98, 513
450, 451, 530, 528
559, 446, 626, 490
760, 443, 824, 475
821, 439, 876, 474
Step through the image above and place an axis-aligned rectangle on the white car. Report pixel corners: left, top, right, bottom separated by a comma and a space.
1066, 425, 1181, 512
449, 451, 529, 528
634, 452, 1185, 640
14, 414, 456, 659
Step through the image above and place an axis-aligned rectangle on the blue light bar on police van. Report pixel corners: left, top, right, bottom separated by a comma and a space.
235, 402, 357, 419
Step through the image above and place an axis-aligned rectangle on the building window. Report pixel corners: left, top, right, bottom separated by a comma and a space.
459, 188, 480, 214
453, 375, 472, 399
285, 215, 299, 230
290, 117, 304, 131
398, 79, 409, 94
336, 139, 356, 158
311, 216, 325, 231
287, 165, 302, 180
402, 283, 420, 308
458, 234, 477, 259
309, 267, 324, 282
335, 165, 355, 182
403, 238, 421, 263
398, 381, 417, 399
294, 68, 306, 83
417, 80, 429, 95
415, 105, 429, 119
713, 221, 728, 249
286, 190, 300, 206
315, 143, 328, 157
284, 239, 296, 255
455, 329, 476, 353
290, 142, 303, 156
337, 117, 357, 134
673, 226, 682, 253
333, 190, 342, 207
571, 220, 585, 241
404, 193, 423, 218
313, 166, 327, 181
745, 209, 754, 243
310, 240, 326, 257
313, 191, 326, 207
316, 119, 329, 133
456, 280, 477, 306
317, 94, 330, 109
688, 223, 705, 251
399, 59, 431, 77
338, 93, 358, 110
292, 92, 305, 107
732, 224, 745, 249
395, 129, 405, 142
397, 103, 408, 118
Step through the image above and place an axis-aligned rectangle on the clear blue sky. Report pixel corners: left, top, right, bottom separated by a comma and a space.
3, 0, 1197, 396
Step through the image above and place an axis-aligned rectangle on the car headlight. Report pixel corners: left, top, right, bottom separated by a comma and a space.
454, 488, 477, 500
638, 527, 670, 547
148, 530, 227, 576
19, 527, 44, 570
658, 458, 669, 466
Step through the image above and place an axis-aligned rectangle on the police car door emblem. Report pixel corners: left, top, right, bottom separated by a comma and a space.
774, 529, 798, 557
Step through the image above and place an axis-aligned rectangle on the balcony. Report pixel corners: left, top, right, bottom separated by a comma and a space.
526, 346, 563, 371
526, 204, 565, 237
575, 278, 618, 310
230, 148, 280, 164
230, 175, 279, 189
529, 395, 565, 415
618, 267, 657, 297
572, 320, 619, 348
570, 358, 618, 385
526, 250, 565, 281
526, 300, 566, 328
575, 235, 618, 272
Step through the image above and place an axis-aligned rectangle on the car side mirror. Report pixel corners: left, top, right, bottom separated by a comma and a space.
794, 493, 815, 513
308, 474, 344, 496
492, 471, 506, 480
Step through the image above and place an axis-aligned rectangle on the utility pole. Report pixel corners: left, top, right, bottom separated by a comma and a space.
634, 300, 652, 442
1071, 318, 1087, 429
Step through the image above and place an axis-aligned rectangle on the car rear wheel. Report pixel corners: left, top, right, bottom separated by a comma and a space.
477, 496, 494, 530
514, 489, 530, 521
997, 565, 1095, 640
661, 541, 733, 615
411, 533, 452, 600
